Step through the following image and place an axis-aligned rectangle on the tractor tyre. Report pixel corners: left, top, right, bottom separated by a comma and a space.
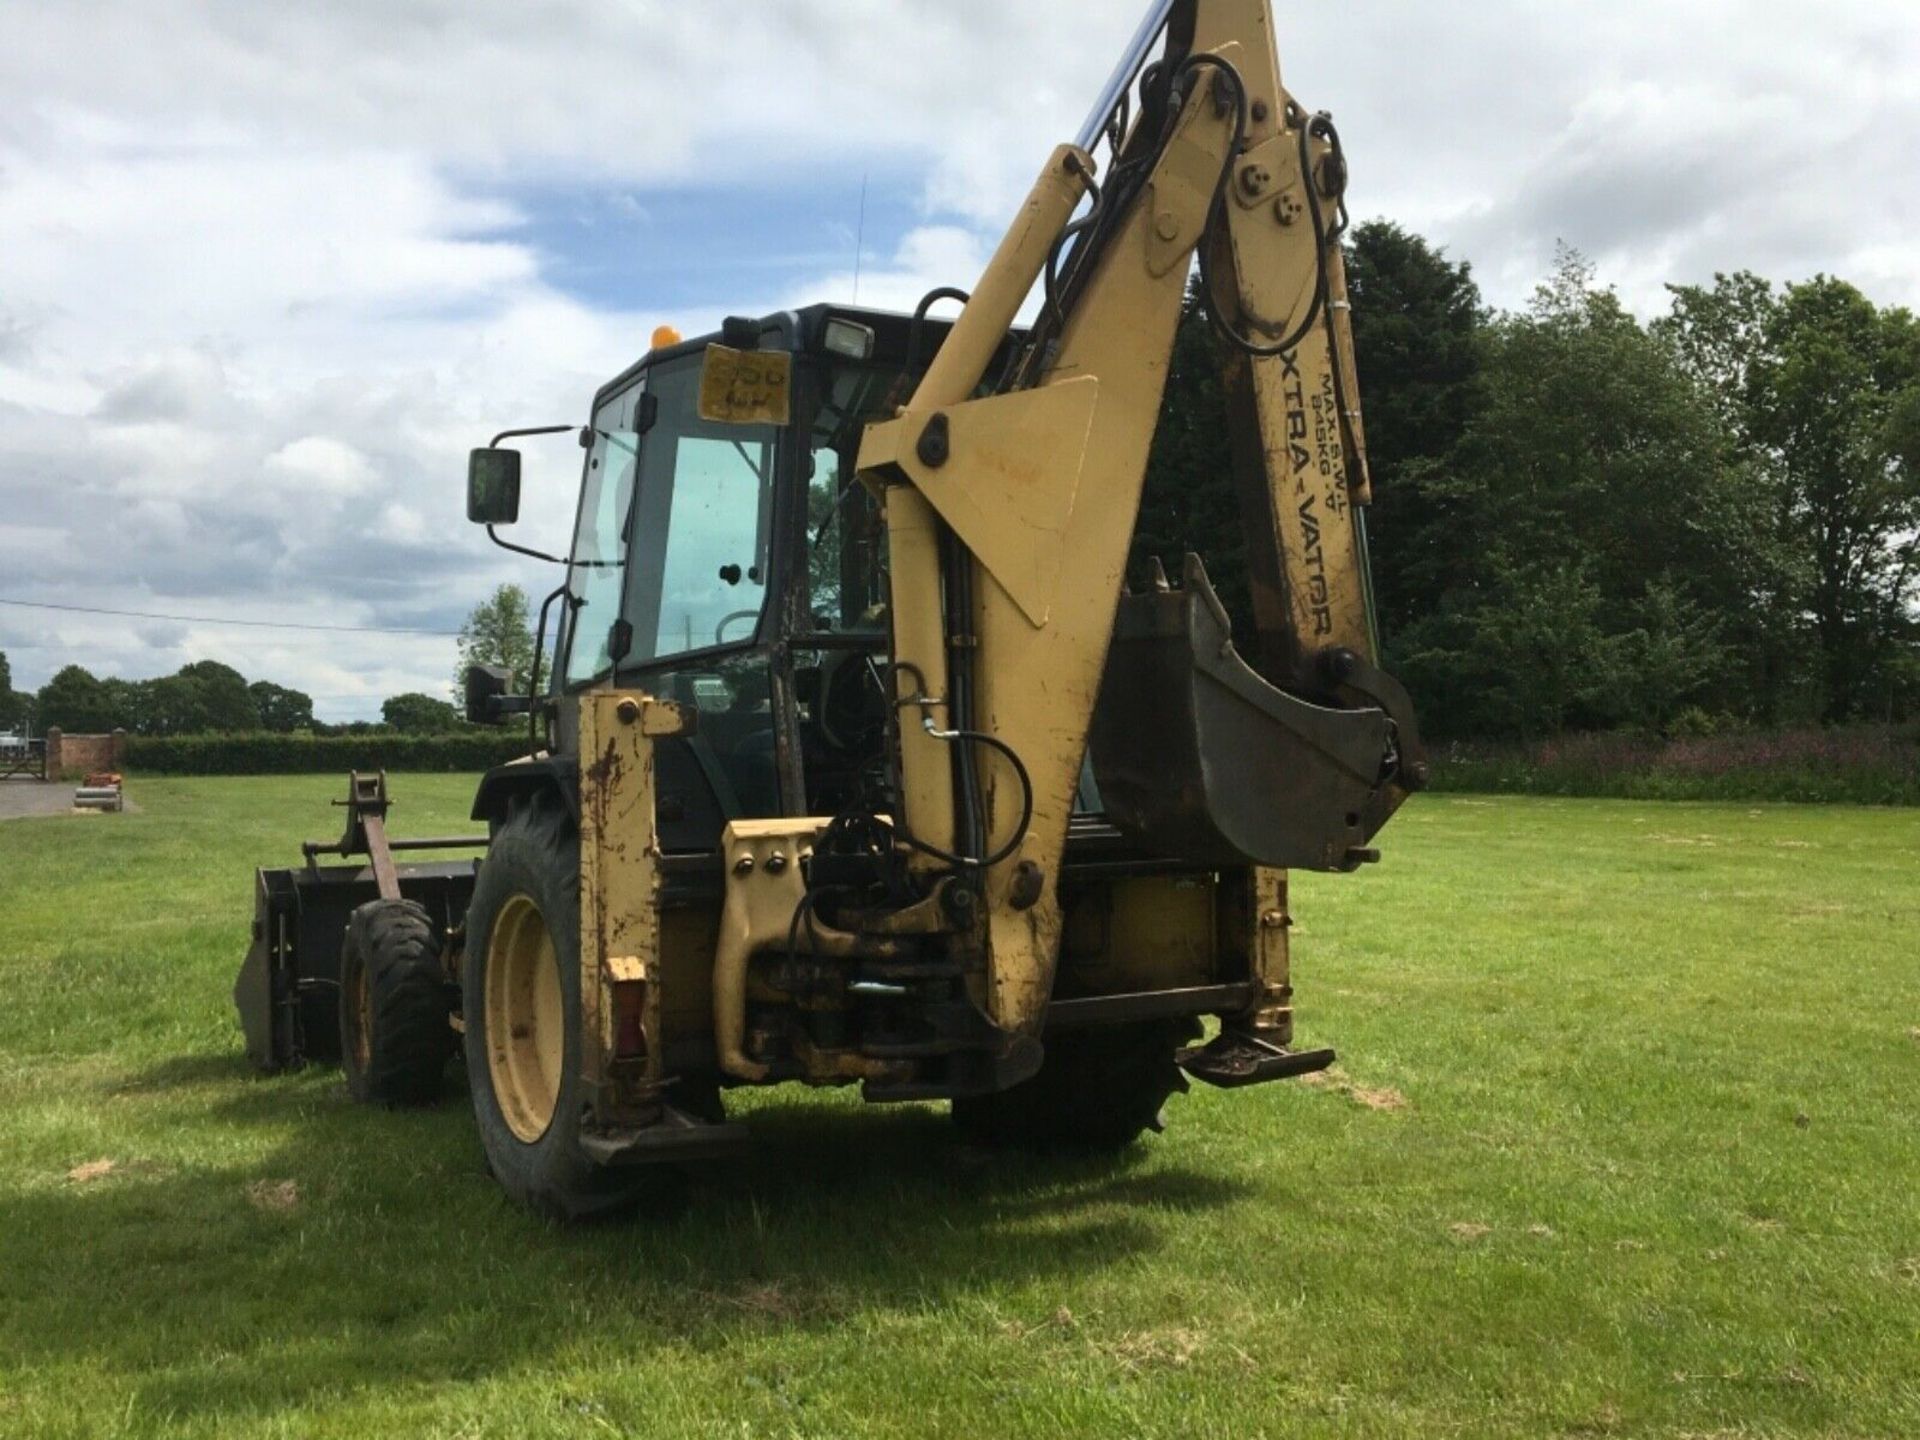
951, 1019, 1199, 1152
339, 897, 454, 1106
462, 801, 646, 1221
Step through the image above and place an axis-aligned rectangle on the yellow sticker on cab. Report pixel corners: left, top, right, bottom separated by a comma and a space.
697, 344, 792, 426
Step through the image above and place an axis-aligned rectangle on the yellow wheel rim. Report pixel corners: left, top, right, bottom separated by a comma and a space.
484, 893, 564, 1143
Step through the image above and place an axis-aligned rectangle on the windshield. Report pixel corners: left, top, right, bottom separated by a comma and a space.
561, 341, 914, 688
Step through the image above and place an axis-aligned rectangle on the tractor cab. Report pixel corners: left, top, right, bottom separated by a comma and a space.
470, 304, 1018, 853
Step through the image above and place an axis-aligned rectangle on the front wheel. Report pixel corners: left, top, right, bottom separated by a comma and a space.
462, 802, 646, 1220
339, 897, 453, 1106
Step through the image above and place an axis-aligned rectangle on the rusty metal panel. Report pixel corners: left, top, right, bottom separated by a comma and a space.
576, 693, 689, 1112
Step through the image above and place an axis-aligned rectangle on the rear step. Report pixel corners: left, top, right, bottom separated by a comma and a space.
1178, 1032, 1336, 1089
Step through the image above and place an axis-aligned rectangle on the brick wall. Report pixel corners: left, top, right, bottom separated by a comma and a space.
44, 729, 127, 778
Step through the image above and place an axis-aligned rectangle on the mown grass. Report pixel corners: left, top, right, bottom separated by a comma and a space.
1, 777, 1917, 1438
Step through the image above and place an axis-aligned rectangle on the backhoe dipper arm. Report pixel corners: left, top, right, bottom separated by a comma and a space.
857, 0, 1421, 1044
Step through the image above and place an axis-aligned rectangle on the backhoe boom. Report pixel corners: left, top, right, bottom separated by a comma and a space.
857, 0, 1424, 1047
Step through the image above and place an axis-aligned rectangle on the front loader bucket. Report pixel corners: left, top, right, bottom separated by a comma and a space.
236, 860, 477, 1072
1088, 555, 1408, 872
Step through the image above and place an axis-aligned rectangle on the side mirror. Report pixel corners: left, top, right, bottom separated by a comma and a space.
467, 448, 522, 525
464, 663, 529, 725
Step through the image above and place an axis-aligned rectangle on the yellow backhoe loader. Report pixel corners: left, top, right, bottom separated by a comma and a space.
236, 0, 1425, 1217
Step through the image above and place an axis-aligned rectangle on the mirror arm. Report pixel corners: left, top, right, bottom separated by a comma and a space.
490, 424, 575, 447
486, 525, 568, 565
479, 424, 578, 563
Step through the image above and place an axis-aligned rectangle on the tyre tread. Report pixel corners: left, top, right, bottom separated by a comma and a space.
463, 800, 650, 1221
341, 897, 453, 1107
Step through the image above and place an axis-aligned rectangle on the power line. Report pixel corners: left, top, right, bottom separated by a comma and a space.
0, 596, 460, 638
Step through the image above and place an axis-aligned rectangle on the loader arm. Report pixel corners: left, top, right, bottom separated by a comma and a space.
856, 0, 1424, 1041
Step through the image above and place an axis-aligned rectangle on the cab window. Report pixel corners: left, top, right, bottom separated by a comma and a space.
625, 357, 777, 663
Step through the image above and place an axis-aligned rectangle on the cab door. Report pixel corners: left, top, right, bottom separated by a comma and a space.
611, 352, 784, 850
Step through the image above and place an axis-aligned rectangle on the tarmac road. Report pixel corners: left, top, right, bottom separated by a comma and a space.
0, 780, 138, 819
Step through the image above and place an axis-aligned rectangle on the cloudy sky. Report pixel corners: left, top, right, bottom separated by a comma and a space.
3, 0, 1916, 719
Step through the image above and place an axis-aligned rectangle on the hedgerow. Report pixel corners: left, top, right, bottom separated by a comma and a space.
125, 732, 531, 775
1427, 725, 1920, 805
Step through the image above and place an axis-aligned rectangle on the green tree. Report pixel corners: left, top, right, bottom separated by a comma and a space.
137, 675, 203, 736
130, 662, 255, 735
1133, 280, 1247, 628
172, 660, 258, 732
1470, 563, 1622, 739
1344, 220, 1485, 639
37, 665, 118, 732
1656, 270, 1778, 434
248, 680, 315, 733
1397, 248, 1747, 737
0, 652, 35, 731
0, 650, 19, 730
455, 584, 537, 698
99, 678, 141, 732
382, 691, 463, 733
1660, 272, 1920, 721
38, 659, 269, 735
1655, 273, 1811, 722
1749, 278, 1920, 720
1613, 579, 1729, 732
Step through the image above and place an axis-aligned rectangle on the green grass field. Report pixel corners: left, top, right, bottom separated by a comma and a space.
1, 779, 1916, 1438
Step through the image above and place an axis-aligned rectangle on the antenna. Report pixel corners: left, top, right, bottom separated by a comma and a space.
852, 171, 868, 305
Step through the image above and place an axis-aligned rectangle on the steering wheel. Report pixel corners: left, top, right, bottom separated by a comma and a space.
714, 609, 760, 645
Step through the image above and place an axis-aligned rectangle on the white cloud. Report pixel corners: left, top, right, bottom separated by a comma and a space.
799, 225, 998, 317
264, 437, 378, 498
377, 501, 430, 545
2, 0, 1918, 717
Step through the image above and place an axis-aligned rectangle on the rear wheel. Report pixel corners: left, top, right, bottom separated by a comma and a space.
339, 898, 453, 1106
951, 1020, 1197, 1151
462, 802, 647, 1220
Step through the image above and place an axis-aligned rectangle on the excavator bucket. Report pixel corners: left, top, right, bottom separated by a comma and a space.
1089, 555, 1406, 872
